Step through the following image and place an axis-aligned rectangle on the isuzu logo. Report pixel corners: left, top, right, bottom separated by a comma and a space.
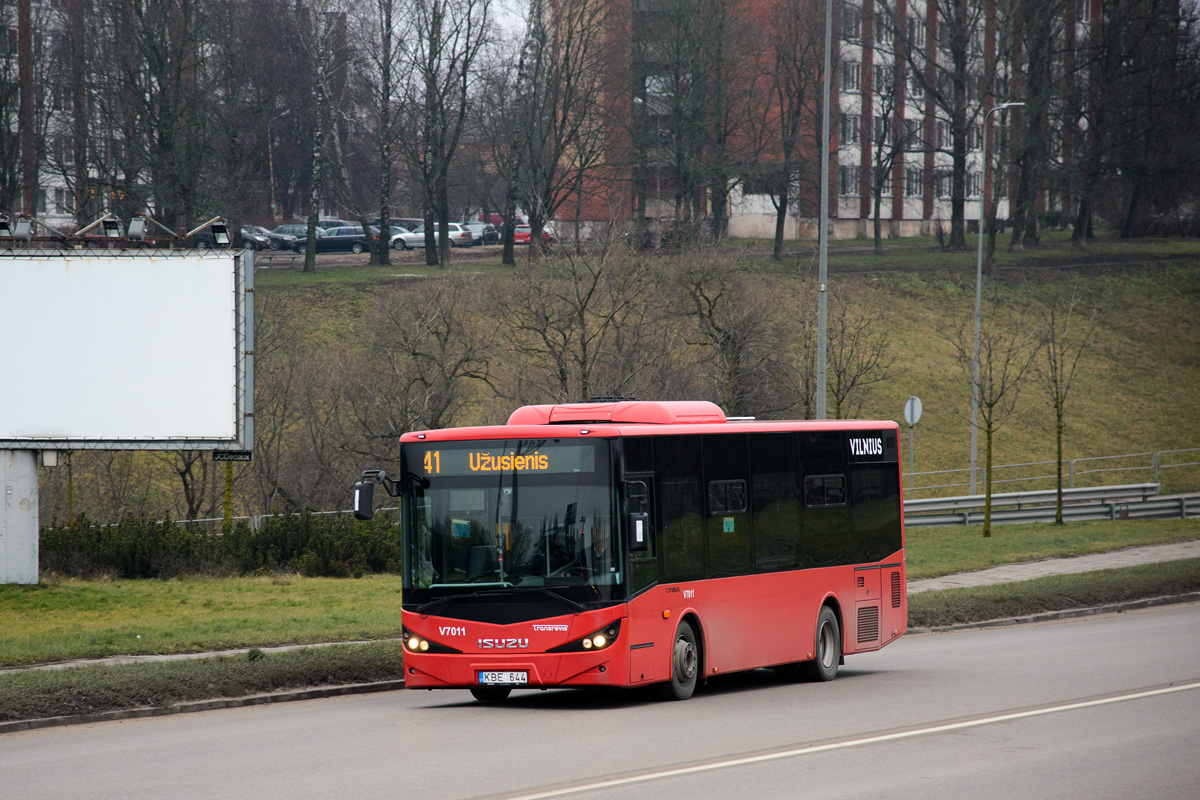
478, 638, 530, 649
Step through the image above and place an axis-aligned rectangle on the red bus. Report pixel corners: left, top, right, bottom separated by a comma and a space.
353, 400, 906, 702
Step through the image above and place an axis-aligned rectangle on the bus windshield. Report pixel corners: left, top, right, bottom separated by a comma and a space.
401, 439, 621, 603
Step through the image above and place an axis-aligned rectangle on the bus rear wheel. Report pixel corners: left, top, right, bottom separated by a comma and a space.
658, 620, 699, 701
800, 606, 841, 682
470, 686, 512, 703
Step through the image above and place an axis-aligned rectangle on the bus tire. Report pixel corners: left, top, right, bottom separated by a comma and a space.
801, 606, 841, 682
470, 686, 512, 703
658, 620, 700, 701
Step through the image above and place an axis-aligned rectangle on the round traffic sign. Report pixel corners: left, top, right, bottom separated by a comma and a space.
904, 396, 923, 426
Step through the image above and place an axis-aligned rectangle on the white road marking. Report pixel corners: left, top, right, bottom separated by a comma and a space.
500, 681, 1200, 800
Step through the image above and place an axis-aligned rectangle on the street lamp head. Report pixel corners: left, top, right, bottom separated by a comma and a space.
991, 101, 1025, 116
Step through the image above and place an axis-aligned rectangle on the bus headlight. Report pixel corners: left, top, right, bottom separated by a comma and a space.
402, 628, 462, 654
548, 621, 621, 653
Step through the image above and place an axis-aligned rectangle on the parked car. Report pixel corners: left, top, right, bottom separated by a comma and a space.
242, 225, 298, 251
273, 223, 309, 239
387, 225, 411, 250
512, 224, 553, 245
317, 218, 350, 230
394, 223, 473, 249
462, 221, 499, 246
294, 225, 376, 254
238, 226, 270, 250
373, 217, 424, 233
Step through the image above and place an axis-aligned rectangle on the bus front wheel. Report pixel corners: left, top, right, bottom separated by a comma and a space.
658, 620, 699, 701
801, 606, 841, 682
470, 686, 512, 703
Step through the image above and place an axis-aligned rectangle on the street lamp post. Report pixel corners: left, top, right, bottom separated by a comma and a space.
816, 0, 833, 420
970, 100, 1024, 496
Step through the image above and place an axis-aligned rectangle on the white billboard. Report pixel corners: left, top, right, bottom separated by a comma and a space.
0, 251, 252, 450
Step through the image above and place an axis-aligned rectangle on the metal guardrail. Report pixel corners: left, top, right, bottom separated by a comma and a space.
906, 492, 1200, 527
904, 483, 1160, 514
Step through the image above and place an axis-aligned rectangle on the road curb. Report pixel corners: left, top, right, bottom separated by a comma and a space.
909, 591, 1200, 635
0, 679, 406, 735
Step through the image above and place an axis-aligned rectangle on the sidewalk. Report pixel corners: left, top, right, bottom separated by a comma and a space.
908, 539, 1200, 594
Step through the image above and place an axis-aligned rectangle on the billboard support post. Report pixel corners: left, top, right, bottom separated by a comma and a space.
1, 450, 38, 584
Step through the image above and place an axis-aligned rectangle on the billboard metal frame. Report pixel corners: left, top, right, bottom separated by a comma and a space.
0, 248, 254, 452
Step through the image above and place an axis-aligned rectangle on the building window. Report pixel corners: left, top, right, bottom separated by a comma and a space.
905, 168, 924, 197
842, 4, 861, 40
905, 118, 921, 146
934, 170, 952, 198
54, 187, 69, 214
967, 123, 982, 151
840, 165, 861, 196
907, 16, 926, 47
967, 170, 982, 198
840, 113, 860, 144
936, 120, 951, 150
874, 114, 891, 145
1077, 0, 1091, 22
875, 14, 893, 45
910, 71, 925, 101
841, 61, 861, 93
874, 64, 894, 90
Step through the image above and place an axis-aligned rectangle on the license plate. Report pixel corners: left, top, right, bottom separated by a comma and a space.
478, 670, 528, 685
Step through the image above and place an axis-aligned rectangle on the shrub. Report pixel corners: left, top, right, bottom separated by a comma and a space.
40, 512, 402, 579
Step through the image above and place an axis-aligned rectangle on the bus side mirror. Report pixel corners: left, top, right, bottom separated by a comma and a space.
354, 480, 374, 520
628, 512, 649, 551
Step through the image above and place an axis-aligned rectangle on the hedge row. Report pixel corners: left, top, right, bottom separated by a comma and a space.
39, 512, 402, 579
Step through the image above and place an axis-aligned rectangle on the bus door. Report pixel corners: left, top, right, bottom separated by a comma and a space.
624, 474, 661, 684
625, 474, 656, 593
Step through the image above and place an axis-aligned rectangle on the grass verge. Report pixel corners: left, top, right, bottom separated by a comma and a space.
0, 642, 405, 723
904, 518, 1200, 579
908, 557, 1200, 628
0, 575, 405, 668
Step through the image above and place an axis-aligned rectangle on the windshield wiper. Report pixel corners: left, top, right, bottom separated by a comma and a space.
413, 585, 586, 615
526, 586, 587, 612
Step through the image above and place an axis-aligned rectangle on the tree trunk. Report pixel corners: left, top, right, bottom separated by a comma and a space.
983, 423, 994, 537
1055, 405, 1065, 525
772, 186, 788, 262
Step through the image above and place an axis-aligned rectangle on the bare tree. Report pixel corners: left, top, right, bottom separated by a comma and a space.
943, 296, 1040, 536
673, 248, 800, 417
866, 65, 919, 254
826, 295, 901, 418
292, 1, 351, 272
509, 0, 612, 249
877, 0, 989, 249
498, 241, 662, 403
761, 0, 826, 261
396, 0, 492, 266
1034, 290, 1099, 524
346, 276, 495, 457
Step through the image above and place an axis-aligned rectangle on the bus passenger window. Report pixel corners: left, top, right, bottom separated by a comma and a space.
804, 475, 846, 508
708, 480, 747, 515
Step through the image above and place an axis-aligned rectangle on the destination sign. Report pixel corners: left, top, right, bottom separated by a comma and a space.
407, 442, 597, 477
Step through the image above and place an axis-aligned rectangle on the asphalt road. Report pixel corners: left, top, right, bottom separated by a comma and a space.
2, 604, 1198, 800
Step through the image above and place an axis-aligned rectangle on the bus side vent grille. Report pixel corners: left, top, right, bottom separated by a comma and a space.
856, 576, 865, 588
891, 571, 902, 608
857, 606, 880, 643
